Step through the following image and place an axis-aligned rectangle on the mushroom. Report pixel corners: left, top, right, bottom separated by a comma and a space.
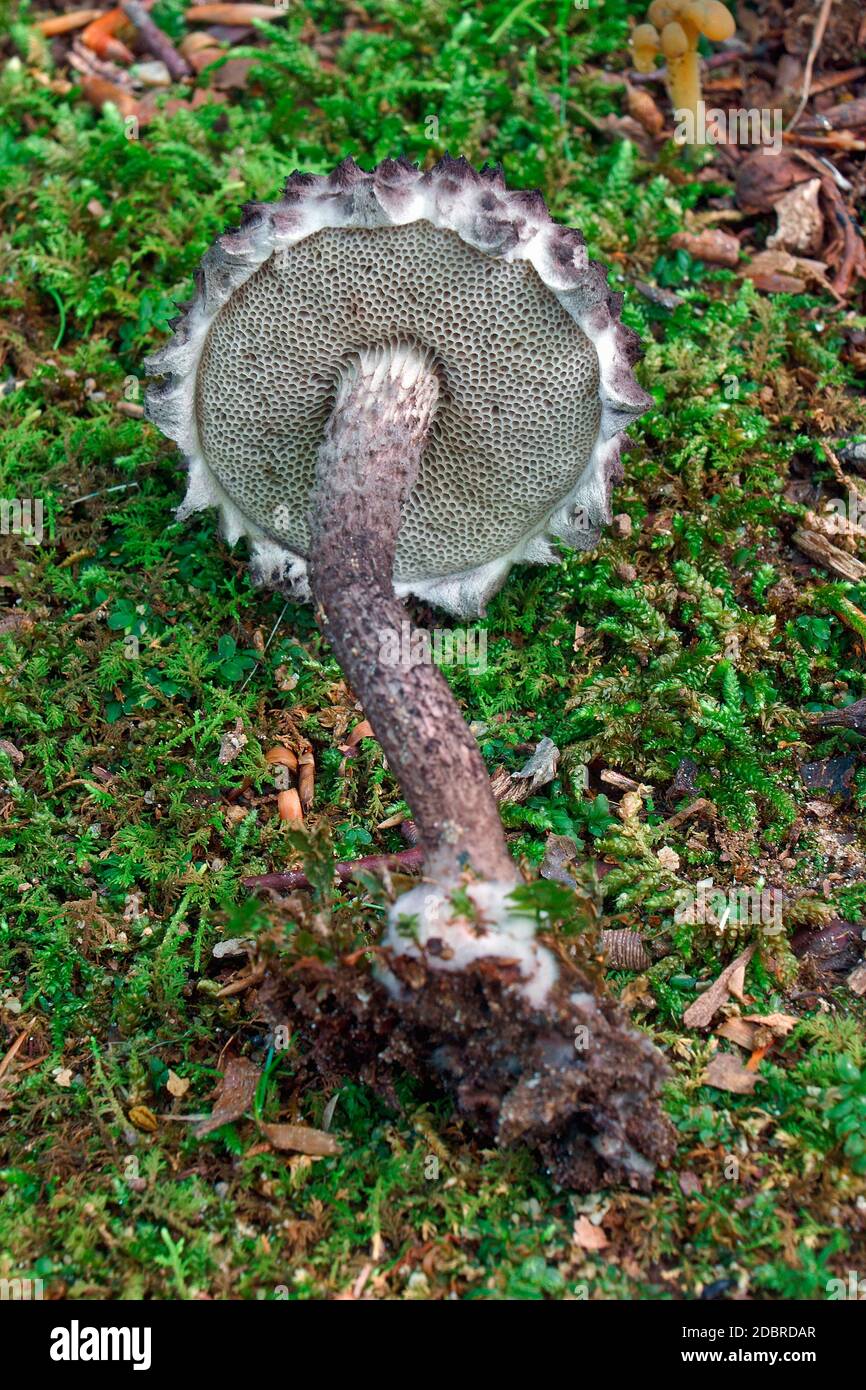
631, 1, 736, 135
145, 157, 673, 1189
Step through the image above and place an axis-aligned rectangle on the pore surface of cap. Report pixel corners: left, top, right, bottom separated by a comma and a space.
145, 156, 651, 617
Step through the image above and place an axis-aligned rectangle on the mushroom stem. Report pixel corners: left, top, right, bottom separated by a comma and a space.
308, 344, 518, 887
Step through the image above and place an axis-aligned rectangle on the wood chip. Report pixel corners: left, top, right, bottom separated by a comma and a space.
664, 797, 715, 830
793, 528, 866, 581
683, 944, 756, 1029
670, 229, 741, 267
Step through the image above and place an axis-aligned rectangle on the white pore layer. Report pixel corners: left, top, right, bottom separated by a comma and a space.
378, 880, 559, 1007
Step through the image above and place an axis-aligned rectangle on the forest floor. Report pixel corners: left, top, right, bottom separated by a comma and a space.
1, 0, 866, 1299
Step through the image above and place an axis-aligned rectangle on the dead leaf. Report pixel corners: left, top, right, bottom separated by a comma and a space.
683, 944, 756, 1029
767, 179, 824, 256
846, 963, 866, 996
572, 1216, 609, 1251
194, 1056, 260, 1137
678, 1171, 702, 1196
716, 1017, 759, 1049
129, 1104, 158, 1132
735, 148, 814, 214
0, 739, 23, 765
513, 737, 560, 792
54, 1067, 73, 1089
218, 718, 247, 765
80, 75, 140, 120
210, 57, 255, 90
259, 1122, 342, 1156
740, 249, 838, 300
166, 1070, 189, 1098
703, 1051, 759, 1094
656, 845, 680, 871
742, 1012, 797, 1037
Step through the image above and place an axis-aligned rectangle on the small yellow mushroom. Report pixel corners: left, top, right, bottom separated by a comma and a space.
631, 22, 660, 74
660, 19, 700, 127
632, 0, 736, 142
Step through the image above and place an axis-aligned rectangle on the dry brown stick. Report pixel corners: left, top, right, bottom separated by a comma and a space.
809, 66, 866, 95
243, 846, 425, 891
37, 9, 104, 36
786, 0, 835, 133
120, 0, 191, 79
822, 439, 866, 504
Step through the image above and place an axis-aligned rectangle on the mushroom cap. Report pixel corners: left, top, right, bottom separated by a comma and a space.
660, 20, 690, 58
631, 22, 661, 71
685, 0, 735, 41
146, 157, 651, 617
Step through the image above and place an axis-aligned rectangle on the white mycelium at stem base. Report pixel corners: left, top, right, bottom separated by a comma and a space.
380, 880, 560, 1007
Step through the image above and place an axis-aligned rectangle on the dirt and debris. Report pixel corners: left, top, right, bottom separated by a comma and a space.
260, 950, 675, 1192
